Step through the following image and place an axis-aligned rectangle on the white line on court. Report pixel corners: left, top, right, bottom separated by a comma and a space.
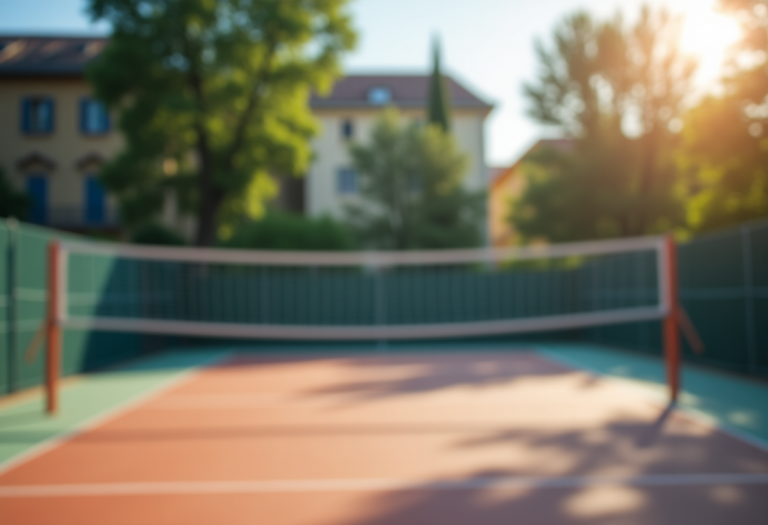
0, 352, 232, 477
2, 473, 768, 497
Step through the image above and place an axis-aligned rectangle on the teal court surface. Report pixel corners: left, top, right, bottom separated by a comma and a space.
1, 344, 767, 524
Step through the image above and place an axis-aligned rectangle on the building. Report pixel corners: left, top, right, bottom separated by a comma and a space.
0, 35, 493, 238
0, 35, 120, 232
489, 138, 573, 247
304, 75, 493, 220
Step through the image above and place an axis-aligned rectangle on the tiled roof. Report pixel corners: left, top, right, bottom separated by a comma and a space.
310, 74, 492, 110
0, 36, 106, 76
0, 36, 493, 112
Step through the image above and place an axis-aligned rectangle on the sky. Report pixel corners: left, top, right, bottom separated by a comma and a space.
0, 0, 741, 166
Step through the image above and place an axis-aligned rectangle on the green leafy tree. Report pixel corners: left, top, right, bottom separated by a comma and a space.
0, 167, 29, 219
515, 6, 696, 242
346, 109, 483, 249
677, 0, 768, 230
427, 37, 451, 132
86, 0, 356, 246
219, 212, 354, 250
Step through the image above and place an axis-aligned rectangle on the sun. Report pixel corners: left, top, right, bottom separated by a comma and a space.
679, 4, 742, 82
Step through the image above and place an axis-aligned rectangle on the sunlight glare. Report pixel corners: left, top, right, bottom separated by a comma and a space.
679, 6, 742, 83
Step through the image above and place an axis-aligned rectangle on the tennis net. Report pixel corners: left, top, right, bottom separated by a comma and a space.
51, 235, 672, 341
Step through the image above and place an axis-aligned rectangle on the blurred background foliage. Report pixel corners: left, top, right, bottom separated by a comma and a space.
86, 0, 356, 246
75, 0, 768, 247
678, 0, 768, 232
131, 221, 187, 246
346, 109, 484, 249
0, 167, 30, 220
511, 0, 768, 242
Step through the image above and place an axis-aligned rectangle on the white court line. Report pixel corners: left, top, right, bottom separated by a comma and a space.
2, 473, 768, 497
0, 352, 232, 477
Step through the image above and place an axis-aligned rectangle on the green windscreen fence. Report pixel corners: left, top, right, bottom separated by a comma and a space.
64, 249, 659, 329
0, 221, 144, 395
591, 220, 768, 377
1, 219, 766, 397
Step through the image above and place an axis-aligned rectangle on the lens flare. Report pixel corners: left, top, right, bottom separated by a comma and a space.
679, 6, 742, 82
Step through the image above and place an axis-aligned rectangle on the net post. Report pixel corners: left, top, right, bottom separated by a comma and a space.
46, 240, 64, 415
662, 235, 680, 404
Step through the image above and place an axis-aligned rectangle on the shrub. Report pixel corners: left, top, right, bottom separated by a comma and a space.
220, 212, 355, 251
131, 222, 186, 246
0, 166, 30, 219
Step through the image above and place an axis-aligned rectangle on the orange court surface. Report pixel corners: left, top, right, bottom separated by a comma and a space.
1, 350, 767, 524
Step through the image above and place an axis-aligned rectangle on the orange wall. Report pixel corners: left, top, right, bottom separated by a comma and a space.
489, 164, 525, 247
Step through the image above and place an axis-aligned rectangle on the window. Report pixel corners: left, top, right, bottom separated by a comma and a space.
80, 99, 110, 134
367, 87, 392, 105
337, 168, 358, 194
26, 175, 48, 223
21, 97, 54, 134
84, 175, 106, 225
341, 118, 354, 140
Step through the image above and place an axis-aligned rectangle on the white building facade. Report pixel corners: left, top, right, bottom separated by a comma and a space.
304, 75, 493, 220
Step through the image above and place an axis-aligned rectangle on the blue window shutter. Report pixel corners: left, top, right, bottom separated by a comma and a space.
46, 98, 55, 133
101, 104, 112, 133
85, 175, 106, 224
101, 102, 111, 132
26, 176, 48, 223
80, 99, 88, 133
21, 98, 30, 133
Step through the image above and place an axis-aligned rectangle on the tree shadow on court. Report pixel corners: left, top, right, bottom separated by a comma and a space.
325, 468, 767, 525
324, 407, 768, 525
297, 352, 590, 403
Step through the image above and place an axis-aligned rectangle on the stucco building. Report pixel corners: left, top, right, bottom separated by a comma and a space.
303, 75, 492, 220
0, 35, 493, 239
0, 36, 120, 232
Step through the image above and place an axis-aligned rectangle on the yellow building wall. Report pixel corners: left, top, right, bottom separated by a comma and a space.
0, 77, 122, 218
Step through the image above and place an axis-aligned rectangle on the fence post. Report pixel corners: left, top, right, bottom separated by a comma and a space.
6, 219, 18, 394
741, 225, 756, 373
663, 236, 680, 403
46, 240, 63, 415
375, 266, 387, 351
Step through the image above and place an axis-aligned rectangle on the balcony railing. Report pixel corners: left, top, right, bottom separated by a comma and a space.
27, 206, 120, 229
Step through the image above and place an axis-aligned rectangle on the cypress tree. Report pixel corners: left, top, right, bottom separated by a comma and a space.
427, 37, 452, 132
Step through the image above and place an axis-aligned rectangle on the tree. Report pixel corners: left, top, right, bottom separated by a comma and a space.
345, 109, 483, 249
677, 0, 768, 231
515, 6, 696, 242
427, 37, 451, 132
86, 0, 356, 246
